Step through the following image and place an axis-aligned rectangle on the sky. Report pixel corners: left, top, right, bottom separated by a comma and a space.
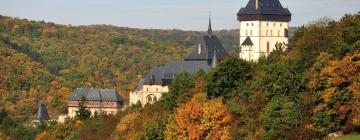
0, 0, 359, 31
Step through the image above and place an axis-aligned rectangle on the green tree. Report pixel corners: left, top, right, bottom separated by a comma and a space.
75, 97, 91, 120
161, 72, 194, 110
206, 56, 252, 98
261, 97, 300, 139
260, 60, 305, 101
144, 120, 165, 140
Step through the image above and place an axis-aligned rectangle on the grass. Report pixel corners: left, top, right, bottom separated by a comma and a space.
334, 133, 360, 140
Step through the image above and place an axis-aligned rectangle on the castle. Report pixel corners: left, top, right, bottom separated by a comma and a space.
129, 18, 229, 106
129, 0, 291, 106
238, 0, 291, 61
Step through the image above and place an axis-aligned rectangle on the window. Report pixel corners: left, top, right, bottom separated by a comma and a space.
280, 23, 283, 27
284, 29, 289, 37
267, 23, 269, 26
146, 88, 148, 91
267, 42, 270, 52
246, 23, 249, 26
273, 23, 276, 27
251, 23, 254, 26
153, 96, 157, 101
147, 96, 152, 102
156, 88, 158, 92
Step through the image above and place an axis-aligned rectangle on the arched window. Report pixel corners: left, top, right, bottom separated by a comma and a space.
267, 42, 270, 53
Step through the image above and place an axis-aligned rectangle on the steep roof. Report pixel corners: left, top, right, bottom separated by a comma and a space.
241, 37, 254, 46
185, 17, 229, 61
69, 88, 123, 102
184, 35, 229, 61
37, 103, 49, 121
141, 61, 211, 86
237, 0, 291, 21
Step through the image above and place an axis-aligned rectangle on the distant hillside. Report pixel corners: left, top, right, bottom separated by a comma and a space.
0, 15, 240, 119
0, 15, 298, 120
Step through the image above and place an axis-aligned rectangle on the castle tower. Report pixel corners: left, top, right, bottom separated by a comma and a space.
237, 0, 291, 61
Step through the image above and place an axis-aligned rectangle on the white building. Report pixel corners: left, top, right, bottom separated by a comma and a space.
237, 0, 291, 61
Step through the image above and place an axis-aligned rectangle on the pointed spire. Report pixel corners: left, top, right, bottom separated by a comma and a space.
37, 102, 49, 121
208, 13, 212, 37
211, 52, 217, 68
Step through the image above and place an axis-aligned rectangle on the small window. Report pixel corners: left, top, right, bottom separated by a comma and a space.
146, 88, 149, 91
280, 23, 283, 27
284, 29, 289, 37
273, 23, 276, 27
156, 88, 158, 92
267, 23, 269, 26
267, 42, 270, 52
246, 23, 249, 26
251, 23, 254, 26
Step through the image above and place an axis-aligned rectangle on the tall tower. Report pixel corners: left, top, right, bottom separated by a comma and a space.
237, 0, 291, 61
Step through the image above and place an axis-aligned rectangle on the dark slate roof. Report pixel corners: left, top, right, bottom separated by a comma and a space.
184, 35, 229, 61
238, 0, 291, 16
142, 61, 211, 86
37, 103, 49, 121
69, 88, 123, 102
241, 37, 254, 46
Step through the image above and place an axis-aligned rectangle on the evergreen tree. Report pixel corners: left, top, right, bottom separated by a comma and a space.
75, 97, 91, 120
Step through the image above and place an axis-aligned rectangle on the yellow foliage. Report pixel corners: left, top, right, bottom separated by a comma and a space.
116, 111, 144, 139
167, 93, 233, 140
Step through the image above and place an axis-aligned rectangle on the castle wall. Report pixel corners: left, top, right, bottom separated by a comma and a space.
239, 21, 289, 61
129, 85, 169, 107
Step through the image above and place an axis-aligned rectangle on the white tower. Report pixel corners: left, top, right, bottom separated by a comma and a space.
237, 0, 291, 61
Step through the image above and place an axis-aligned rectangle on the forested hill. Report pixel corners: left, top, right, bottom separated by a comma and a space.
0, 15, 243, 120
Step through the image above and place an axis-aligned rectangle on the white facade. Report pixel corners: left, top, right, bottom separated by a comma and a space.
129, 85, 169, 107
239, 21, 289, 61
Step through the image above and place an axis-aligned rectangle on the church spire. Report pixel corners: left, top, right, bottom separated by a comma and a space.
208, 14, 212, 37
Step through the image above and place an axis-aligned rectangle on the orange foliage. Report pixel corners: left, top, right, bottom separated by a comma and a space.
171, 93, 233, 140
319, 53, 360, 125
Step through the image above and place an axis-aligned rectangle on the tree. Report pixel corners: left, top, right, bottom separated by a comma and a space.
260, 60, 305, 101
161, 72, 194, 110
206, 56, 252, 98
313, 53, 360, 134
75, 97, 91, 120
167, 93, 233, 139
261, 97, 300, 139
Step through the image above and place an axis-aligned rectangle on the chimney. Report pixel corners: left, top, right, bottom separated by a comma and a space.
256, 0, 259, 10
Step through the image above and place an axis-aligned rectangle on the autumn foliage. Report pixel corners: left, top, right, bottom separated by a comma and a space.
168, 93, 233, 140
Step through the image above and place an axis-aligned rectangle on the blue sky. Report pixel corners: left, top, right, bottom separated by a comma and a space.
0, 0, 359, 30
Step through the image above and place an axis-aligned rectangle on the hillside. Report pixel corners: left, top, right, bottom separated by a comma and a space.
0, 15, 262, 126
0, 13, 358, 140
